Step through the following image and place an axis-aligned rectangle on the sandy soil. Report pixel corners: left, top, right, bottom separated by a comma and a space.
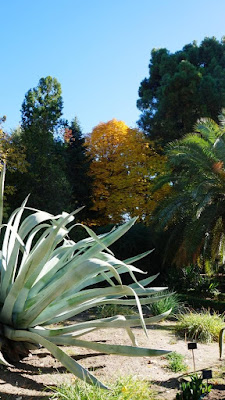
0, 320, 224, 399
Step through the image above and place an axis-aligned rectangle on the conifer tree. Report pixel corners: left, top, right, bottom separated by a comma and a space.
64, 117, 93, 221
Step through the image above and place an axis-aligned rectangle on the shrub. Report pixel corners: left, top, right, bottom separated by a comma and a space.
148, 291, 184, 317
96, 304, 137, 318
0, 164, 170, 388
175, 309, 225, 343
166, 352, 188, 373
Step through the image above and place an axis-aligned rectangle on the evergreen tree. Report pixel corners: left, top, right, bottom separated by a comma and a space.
64, 117, 93, 221
9, 76, 71, 214
137, 37, 225, 146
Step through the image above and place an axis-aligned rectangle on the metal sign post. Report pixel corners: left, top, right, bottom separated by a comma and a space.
188, 342, 197, 371
202, 369, 212, 391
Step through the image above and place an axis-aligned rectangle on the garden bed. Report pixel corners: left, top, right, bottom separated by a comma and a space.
0, 320, 224, 399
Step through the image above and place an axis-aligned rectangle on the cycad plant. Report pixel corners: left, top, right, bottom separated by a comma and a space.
153, 113, 225, 266
0, 164, 170, 389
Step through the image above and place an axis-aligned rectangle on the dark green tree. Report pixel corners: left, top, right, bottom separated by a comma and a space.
64, 117, 93, 221
137, 37, 225, 146
152, 113, 225, 267
8, 76, 71, 214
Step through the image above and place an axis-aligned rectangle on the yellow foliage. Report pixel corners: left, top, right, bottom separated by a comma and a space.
86, 119, 169, 224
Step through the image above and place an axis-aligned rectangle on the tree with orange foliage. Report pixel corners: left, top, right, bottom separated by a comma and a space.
86, 119, 169, 225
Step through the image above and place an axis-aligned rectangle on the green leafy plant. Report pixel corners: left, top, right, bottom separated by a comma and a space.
166, 352, 188, 373
0, 164, 170, 389
49, 376, 156, 399
148, 291, 184, 317
176, 374, 212, 399
96, 304, 137, 318
176, 309, 224, 343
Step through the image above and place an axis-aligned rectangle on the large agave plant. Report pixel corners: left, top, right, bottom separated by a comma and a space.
0, 164, 170, 388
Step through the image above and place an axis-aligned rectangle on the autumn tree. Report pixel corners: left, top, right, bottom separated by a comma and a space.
13, 76, 71, 214
137, 37, 225, 145
86, 119, 168, 225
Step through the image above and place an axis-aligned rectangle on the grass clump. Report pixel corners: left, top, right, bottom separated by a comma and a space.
49, 376, 156, 400
96, 304, 137, 318
148, 291, 184, 317
166, 352, 188, 373
175, 309, 225, 343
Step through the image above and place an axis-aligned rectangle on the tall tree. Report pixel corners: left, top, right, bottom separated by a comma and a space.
153, 113, 225, 266
64, 117, 93, 220
0, 118, 28, 217
137, 37, 225, 146
11, 76, 71, 214
86, 119, 168, 225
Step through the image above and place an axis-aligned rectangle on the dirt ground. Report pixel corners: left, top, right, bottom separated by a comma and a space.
0, 320, 225, 399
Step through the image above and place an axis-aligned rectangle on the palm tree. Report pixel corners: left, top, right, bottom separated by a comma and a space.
153, 113, 225, 267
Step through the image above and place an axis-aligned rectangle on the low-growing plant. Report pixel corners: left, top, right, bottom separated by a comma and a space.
148, 291, 184, 317
0, 164, 171, 389
176, 374, 212, 399
175, 309, 225, 343
96, 304, 137, 318
49, 376, 156, 400
166, 352, 188, 373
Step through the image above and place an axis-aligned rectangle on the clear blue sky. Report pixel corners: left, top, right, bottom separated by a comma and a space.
1, 0, 225, 134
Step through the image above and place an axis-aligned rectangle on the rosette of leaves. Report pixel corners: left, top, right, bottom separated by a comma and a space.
0, 164, 170, 389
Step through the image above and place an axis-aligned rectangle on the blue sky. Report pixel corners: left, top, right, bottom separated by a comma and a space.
1, 0, 225, 134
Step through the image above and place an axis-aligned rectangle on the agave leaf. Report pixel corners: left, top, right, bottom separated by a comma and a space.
1, 210, 83, 323
20, 256, 123, 318
129, 274, 160, 288
123, 249, 154, 264
30, 310, 171, 337
1, 199, 31, 299
4, 327, 108, 389
97, 252, 146, 288
41, 294, 171, 326
126, 327, 138, 346
0, 176, 171, 389
60, 263, 144, 297
16, 259, 131, 328
41, 336, 171, 358
27, 225, 138, 302
29, 262, 155, 313
51, 259, 150, 303
24, 285, 136, 324
74, 223, 114, 256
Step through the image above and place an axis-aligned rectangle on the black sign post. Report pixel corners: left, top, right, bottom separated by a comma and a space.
188, 342, 197, 371
202, 369, 212, 391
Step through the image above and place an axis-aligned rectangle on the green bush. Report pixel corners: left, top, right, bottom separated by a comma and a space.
148, 291, 184, 317
49, 376, 157, 400
96, 304, 137, 318
175, 310, 225, 343
166, 352, 188, 373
